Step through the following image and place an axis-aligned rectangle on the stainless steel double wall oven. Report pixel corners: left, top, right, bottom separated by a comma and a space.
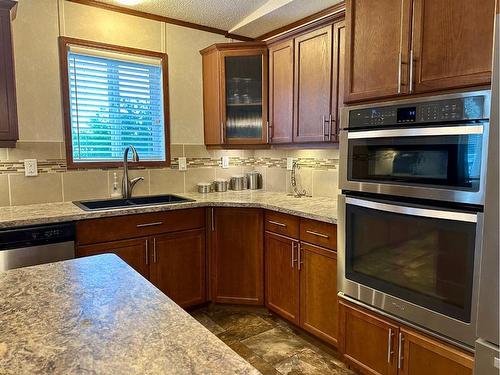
338, 90, 491, 348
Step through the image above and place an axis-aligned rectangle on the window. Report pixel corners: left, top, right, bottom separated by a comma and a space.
59, 37, 169, 168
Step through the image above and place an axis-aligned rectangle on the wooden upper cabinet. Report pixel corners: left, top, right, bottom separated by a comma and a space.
411, 0, 495, 94
399, 328, 473, 375
0, 1, 18, 147
150, 229, 206, 308
299, 243, 339, 346
265, 232, 300, 324
345, 0, 412, 103
293, 26, 333, 143
200, 42, 268, 146
211, 208, 264, 305
77, 238, 150, 279
269, 40, 294, 144
339, 301, 399, 375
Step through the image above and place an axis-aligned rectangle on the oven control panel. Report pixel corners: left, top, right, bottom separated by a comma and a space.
348, 95, 487, 129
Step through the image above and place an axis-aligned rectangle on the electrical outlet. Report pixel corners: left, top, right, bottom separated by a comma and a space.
178, 157, 187, 171
24, 159, 38, 177
287, 157, 296, 171
221, 156, 230, 169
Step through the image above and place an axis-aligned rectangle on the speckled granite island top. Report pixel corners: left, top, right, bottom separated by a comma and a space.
0, 254, 260, 375
0, 191, 338, 229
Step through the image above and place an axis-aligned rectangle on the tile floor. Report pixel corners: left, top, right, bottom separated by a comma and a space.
190, 305, 357, 375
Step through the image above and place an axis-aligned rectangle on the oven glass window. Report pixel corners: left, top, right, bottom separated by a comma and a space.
346, 201, 477, 322
348, 133, 482, 191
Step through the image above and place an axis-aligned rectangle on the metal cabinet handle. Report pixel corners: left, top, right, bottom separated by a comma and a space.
328, 114, 333, 141
153, 238, 157, 263
298, 242, 303, 270
267, 120, 271, 143
220, 121, 225, 143
409, 49, 414, 93
268, 220, 286, 227
398, 332, 404, 369
211, 208, 215, 232
136, 222, 163, 228
145, 239, 149, 265
291, 241, 295, 268
322, 115, 330, 140
397, 52, 403, 94
387, 328, 394, 363
305, 230, 329, 239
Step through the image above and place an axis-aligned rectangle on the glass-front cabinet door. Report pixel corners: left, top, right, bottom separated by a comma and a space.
220, 49, 268, 144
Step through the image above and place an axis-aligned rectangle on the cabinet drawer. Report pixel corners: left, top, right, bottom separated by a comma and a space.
77, 208, 205, 245
300, 219, 337, 250
265, 211, 300, 238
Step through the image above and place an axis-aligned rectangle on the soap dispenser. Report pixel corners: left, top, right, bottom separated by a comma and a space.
111, 172, 121, 198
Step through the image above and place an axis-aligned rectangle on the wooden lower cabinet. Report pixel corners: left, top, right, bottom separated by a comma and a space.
265, 232, 300, 324
300, 243, 338, 346
339, 300, 473, 375
150, 229, 206, 308
77, 238, 149, 279
211, 208, 264, 305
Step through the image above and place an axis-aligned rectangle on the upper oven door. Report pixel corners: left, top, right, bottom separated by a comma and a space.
339, 124, 488, 205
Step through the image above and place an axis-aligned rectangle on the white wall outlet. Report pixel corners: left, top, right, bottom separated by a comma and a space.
221, 156, 230, 169
24, 159, 38, 177
287, 157, 296, 171
178, 157, 187, 171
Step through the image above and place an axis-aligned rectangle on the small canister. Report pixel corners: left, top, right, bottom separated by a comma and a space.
246, 171, 263, 190
230, 175, 247, 191
213, 179, 228, 192
197, 182, 212, 193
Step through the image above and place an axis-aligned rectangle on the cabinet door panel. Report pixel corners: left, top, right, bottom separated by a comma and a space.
150, 229, 206, 308
269, 40, 294, 144
212, 208, 264, 304
293, 26, 333, 143
77, 238, 149, 279
202, 50, 222, 145
339, 301, 399, 375
345, 0, 412, 103
265, 232, 299, 324
399, 328, 473, 375
411, 0, 495, 93
300, 243, 338, 346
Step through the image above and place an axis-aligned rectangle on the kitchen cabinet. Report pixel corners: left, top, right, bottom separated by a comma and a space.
210, 208, 264, 305
344, 0, 495, 103
268, 19, 345, 144
339, 300, 474, 375
268, 40, 294, 144
76, 209, 207, 308
0, 0, 18, 147
200, 42, 268, 146
264, 211, 339, 346
150, 229, 206, 308
411, 0, 496, 94
265, 232, 300, 324
77, 238, 150, 279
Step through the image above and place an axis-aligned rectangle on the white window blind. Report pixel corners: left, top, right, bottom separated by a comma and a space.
67, 45, 166, 163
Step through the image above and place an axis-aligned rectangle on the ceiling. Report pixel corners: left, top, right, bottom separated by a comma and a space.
92, 0, 343, 38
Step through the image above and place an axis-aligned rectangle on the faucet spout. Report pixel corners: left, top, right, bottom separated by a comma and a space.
122, 145, 143, 199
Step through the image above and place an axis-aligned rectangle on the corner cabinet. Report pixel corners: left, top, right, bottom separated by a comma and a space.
200, 43, 268, 146
0, 0, 18, 147
344, 0, 496, 103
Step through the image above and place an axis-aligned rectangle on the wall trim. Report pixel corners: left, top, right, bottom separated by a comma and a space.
65, 0, 254, 41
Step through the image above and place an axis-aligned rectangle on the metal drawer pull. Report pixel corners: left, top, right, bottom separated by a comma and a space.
398, 332, 404, 369
305, 230, 329, 239
291, 242, 295, 268
298, 242, 302, 270
153, 238, 157, 263
136, 222, 163, 228
387, 328, 394, 363
268, 220, 287, 227
145, 240, 149, 265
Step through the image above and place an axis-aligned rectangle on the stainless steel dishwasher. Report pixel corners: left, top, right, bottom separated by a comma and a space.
0, 222, 75, 271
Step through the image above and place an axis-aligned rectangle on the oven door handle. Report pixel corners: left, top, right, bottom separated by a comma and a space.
347, 125, 484, 139
345, 197, 478, 223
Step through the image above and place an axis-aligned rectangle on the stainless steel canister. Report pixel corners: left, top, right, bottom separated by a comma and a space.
213, 179, 228, 192
246, 171, 263, 190
230, 175, 247, 191
197, 182, 212, 193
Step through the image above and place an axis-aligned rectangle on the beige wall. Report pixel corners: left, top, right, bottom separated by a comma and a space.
0, 0, 340, 207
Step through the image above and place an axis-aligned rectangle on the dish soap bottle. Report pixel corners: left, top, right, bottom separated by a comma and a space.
111, 172, 121, 198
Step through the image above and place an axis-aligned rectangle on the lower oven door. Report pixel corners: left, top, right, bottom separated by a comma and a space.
337, 194, 482, 347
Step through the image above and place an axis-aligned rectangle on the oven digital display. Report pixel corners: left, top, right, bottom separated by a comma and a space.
397, 107, 417, 123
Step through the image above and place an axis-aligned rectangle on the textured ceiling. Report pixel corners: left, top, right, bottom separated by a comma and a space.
93, 0, 343, 37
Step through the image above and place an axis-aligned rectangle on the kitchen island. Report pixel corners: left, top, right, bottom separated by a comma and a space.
0, 254, 260, 375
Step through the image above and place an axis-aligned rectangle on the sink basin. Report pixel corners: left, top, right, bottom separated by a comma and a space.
74, 194, 194, 211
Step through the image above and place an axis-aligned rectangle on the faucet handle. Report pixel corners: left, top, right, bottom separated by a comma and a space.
130, 176, 144, 190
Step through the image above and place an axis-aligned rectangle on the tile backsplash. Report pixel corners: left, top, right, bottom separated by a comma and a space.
0, 142, 340, 207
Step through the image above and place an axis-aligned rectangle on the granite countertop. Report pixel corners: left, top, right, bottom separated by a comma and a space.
0, 254, 260, 375
0, 191, 338, 229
